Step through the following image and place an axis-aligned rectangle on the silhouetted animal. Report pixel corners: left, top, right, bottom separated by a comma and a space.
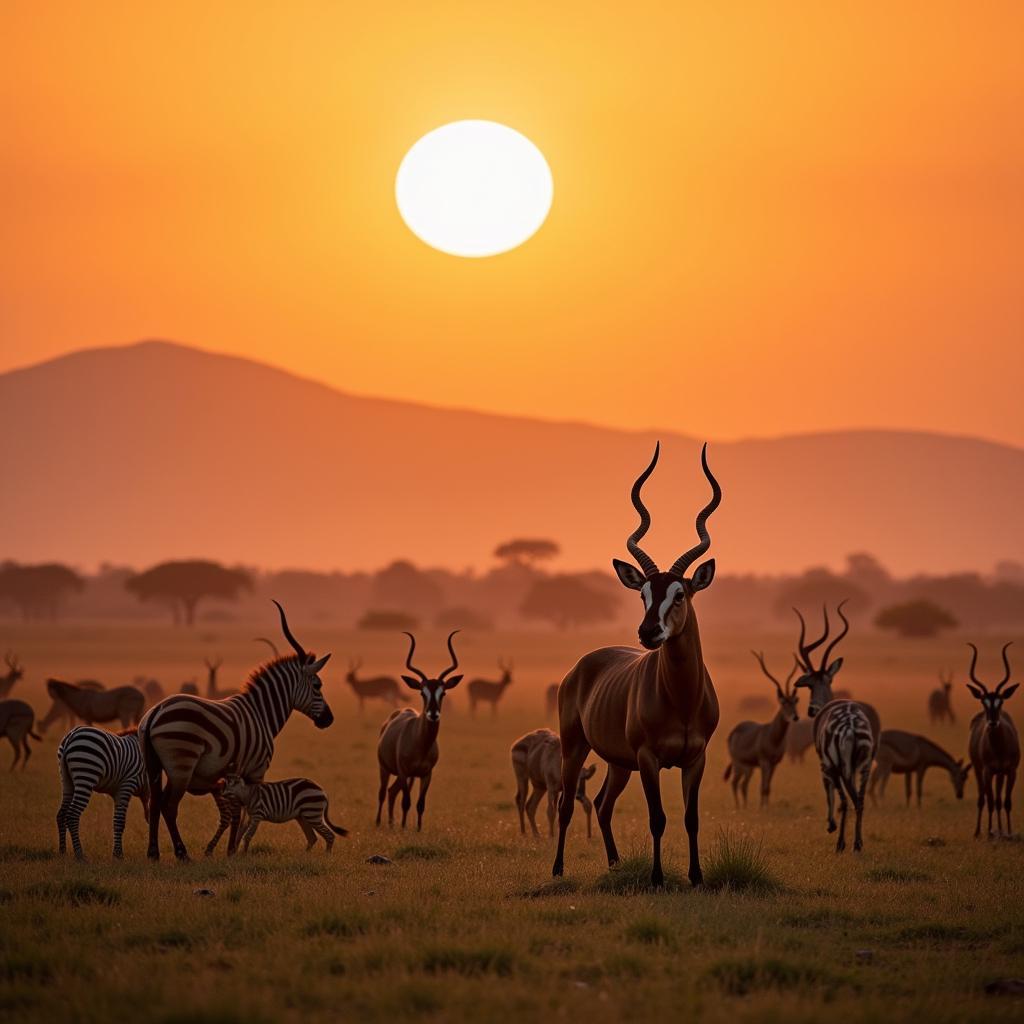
868, 729, 969, 805
204, 657, 239, 699
467, 659, 513, 716
138, 678, 165, 708
511, 728, 596, 837
180, 681, 199, 696
140, 602, 333, 861
222, 774, 348, 852
552, 443, 721, 889
38, 679, 106, 734
45, 679, 144, 730
376, 631, 462, 831
724, 652, 800, 807
1, 699, 41, 770
928, 671, 956, 724
786, 718, 815, 762
57, 726, 148, 859
0, 652, 24, 698
345, 658, 401, 711
965, 642, 1019, 838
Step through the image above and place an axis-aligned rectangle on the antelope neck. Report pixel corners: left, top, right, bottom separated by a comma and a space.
655, 609, 706, 714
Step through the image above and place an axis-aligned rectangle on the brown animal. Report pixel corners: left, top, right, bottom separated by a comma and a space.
180, 680, 199, 696
785, 718, 815, 762
511, 728, 597, 837
205, 657, 239, 699
45, 679, 145, 730
723, 651, 800, 807
928, 671, 956, 724
0, 699, 41, 770
346, 658, 402, 711
552, 442, 721, 888
376, 631, 462, 831
38, 679, 106, 734
0, 652, 24, 698
467, 658, 513, 716
965, 642, 1020, 838
138, 678, 165, 708
545, 683, 559, 718
868, 729, 969, 805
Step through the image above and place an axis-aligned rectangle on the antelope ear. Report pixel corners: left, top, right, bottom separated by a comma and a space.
690, 559, 716, 592
443, 674, 463, 691
401, 675, 423, 691
306, 653, 331, 674
612, 559, 647, 591
825, 658, 843, 679
966, 683, 984, 699
1002, 683, 1019, 700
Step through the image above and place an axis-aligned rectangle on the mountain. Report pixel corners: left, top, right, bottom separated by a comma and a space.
1, 340, 1021, 575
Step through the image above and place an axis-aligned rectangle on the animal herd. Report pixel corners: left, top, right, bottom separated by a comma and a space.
0, 446, 1020, 888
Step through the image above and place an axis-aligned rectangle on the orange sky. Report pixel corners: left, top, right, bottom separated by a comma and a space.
2, 3, 1022, 446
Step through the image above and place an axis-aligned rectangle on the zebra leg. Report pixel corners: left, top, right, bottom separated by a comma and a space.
299, 819, 318, 851
57, 764, 74, 855
112, 787, 133, 859
67, 788, 92, 861
387, 779, 403, 826
821, 772, 837, 833
241, 816, 261, 853
205, 792, 235, 857
159, 778, 191, 861
852, 768, 869, 852
835, 781, 849, 853
314, 817, 335, 851
376, 765, 389, 827
415, 772, 432, 832
596, 763, 630, 868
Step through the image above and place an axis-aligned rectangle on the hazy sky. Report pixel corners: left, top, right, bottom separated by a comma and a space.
3, 3, 1022, 446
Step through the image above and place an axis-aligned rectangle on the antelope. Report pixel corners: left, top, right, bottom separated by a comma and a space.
545, 683, 559, 718
139, 678, 165, 708
0, 651, 24, 698
180, 680, 199, 696
792, 601, 880, 852
786, 719, 815, 762
928, 671, 956, 725
205, 657, 239, 699
45, 679, 145, 731
511, 728, 597, 837
1, 699, 42, 770
467, 658, 513, 716
345, 658, 402, 712
376, 631, 462, 831
723, 652, 800, 808
965, 642, 1019, 839
552, 442, 721, 889
868, 730, 969, 805
37, 679, 106, 734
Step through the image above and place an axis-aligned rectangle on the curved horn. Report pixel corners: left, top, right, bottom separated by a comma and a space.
439, 630, 462, 681
818, 599, 850, 670
253, 637, 280, 659
669, 443, 722, 577
966, 642, 986, 690
996, 641, 1014, 692
272, 600, 307, 660
625, 443, 661, 578
793, 606, 830, 670
402, 632, 429, 683
785, 655, 800, 693
751, 650, 783, 694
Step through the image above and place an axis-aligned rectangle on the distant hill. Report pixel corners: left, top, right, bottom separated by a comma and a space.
1, 340, 1021, 575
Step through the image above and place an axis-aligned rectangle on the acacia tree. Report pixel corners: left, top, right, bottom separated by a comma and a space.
493, 538, 561, 568
0, 562, 85, 621
875, 599, 957, 638
520, 575, 619, 630
125, 560, 252, 626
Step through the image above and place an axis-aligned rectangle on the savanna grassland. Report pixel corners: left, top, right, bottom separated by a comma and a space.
1, 623, 1022, 1023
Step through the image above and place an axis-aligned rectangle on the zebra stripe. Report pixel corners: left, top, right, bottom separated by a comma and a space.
222, 776, 348, 852
56, 726, 147, 860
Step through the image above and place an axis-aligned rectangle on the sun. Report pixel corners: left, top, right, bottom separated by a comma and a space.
395, 120, 553, 258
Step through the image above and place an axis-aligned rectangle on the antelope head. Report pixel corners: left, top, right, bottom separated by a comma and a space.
752, 650, 800, 722
346, 658, 363, 684
939, 670, 953, 695
3, 651, 23, 683
966, 642, 1018, 728
951, 759, 970, 799
401, 630, 462, 723
791, 600, 850, 717
612, 442, 721, 651
498, 658, 514, 685
272, 600, 334, 728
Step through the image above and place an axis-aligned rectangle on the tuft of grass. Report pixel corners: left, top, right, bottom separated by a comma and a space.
1, 954, 53, 984
420, 947, 517, 977
394, 983, 444, 1015
302, 912, 370, 940
624, 916, 676, 948
514, 878, 578, 899
590, 854, 685, 895
25, 880, 120, 907
393, 843, 448, 862
892, 922, 989, 947
865, 867, 930, 884
155, 930, 195, 951
0, 845, 54, 863
703, 830, 783, 894
706, 956, 845, 996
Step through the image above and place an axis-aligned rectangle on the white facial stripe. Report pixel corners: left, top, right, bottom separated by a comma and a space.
656, 581, 684, 637
641, 582, 653, 610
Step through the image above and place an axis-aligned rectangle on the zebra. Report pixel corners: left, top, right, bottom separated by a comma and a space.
56, 726, 148, 859
221, 774, 348, 852
140, 601, 333, 861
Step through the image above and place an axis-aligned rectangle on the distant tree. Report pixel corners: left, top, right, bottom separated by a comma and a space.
773, 568, 870, 620
125, 560, 252, 626
874, 599, 957, 638
844, 552, 892, 595
994, 560, 1024, 584
520, 575, 619, 630
434, 606, 493, 631
0, 562, 85, 621
371, 560, 443, 618
493, 538, 561, 567
357, 609, 419, 631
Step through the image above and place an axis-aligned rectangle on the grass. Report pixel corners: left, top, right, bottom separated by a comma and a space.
590, 853, 686, 894
702, 829, 783, 894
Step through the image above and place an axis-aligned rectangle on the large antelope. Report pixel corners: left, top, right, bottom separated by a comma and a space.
868, 730, 969, 805
45, 679, 145, 730
723, 652, 800, 808
204, 657, 239, 699
376, 631, 462, 830
792, 602, 880, 852
928, 671, 956, 725
467, 658, 513, 716
0, 652, 24, 698
965, 642, 1019, 839
38, 679, 106, 734
552, 442, 721, 888
345, 658, 402, 712
511, 728, 597, 837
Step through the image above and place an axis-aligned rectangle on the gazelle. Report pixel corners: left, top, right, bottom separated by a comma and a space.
467, 658, 513, 716
205, 657, 239, 699
376, 631, 462, 831
928, 671, 956, 725
345, 658, 402, 712
0, 652, 24, 698
723, 652, 800, 808
511, 728, 597, 837
868, 730, 969, 805
965, 642, 1019, 838
552, 442, 721, 888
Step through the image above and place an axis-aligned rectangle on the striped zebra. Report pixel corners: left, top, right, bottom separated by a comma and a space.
221, 774, 349, 852
56, 726, 148, 860
792, 601, 880, 852
140, 602, 334, 861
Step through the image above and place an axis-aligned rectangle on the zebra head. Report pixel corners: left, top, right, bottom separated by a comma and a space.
612, 442, 721, 651
965, 642, 1018, 728
751, 649, 801, 722
273, 600, 334, 729
400, 630, 462, 723
791, 601, 850, 717
220, 772, 252, 804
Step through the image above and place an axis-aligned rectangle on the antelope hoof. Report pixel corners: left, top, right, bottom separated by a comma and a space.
853, 840, 863, 852
827, 821, 837, 834
552, 862, 564, 878
689, 871, 704, 889
835, 840, 846, 853
147, 849, 160, 861
174, 849, 190, 862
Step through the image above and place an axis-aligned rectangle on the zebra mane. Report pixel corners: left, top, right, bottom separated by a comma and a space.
116, 726, 139, 737
242, 655, 309, 693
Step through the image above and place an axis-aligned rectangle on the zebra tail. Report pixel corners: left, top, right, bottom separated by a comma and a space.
723, 763, 732, 781
325, 810, 349, 837
141, 719, 163, 820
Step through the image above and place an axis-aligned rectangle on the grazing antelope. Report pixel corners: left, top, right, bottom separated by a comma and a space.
180, 680, 200, 696
723, 652, 800, 808
204, 656, 239, 698
1, 699, 42, 770
792, 601, 880, 852
467, 658, 513, 716
0, 651, 24, 698
376, 631, 462, 831
928, 671, 956, 725
37, 679, 106, 734
221, 774, 348, 852
868, 730, 969, 805
786, 718, 815, 763
511, 728, 597, 837
345, 658, 402, 712
545, 683, 559, 718
140, 601, 333, 861
45, 679, 145, 731
552, 442, 721, 888
965, 642, 1020, 839
56, 726, 148, 859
